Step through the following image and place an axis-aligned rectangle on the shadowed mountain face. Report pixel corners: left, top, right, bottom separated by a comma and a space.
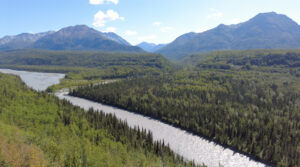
0, 25, 143, 52
137, 42, 167, 52
158, 12, 300, 60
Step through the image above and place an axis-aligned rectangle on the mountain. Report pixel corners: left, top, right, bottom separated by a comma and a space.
0, 31, 54, 50
32, 25, 142, 52
158, 12, 300, 60
0, 25, 142, 52
102, 32, 131, 46
137, 42, 167, 52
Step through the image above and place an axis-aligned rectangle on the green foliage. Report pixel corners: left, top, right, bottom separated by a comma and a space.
0, 72, 201, 167
0, 49, 170, 69
71, 50, 300, 167
0, 49, 172, 91
183, 50, 300, 66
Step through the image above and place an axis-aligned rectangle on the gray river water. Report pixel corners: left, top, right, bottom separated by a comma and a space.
0, 69, 267, 167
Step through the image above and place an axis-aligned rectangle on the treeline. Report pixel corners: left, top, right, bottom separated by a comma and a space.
0, 49, 171, 78
0, 49, 170, 69
183, 49, 300, 66
227, 52, 300, 67
0, 49, 173, 91
71, 50, 300, 167
0, 72, 202, 167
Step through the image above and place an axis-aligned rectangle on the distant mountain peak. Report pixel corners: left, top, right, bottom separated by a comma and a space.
253, 11, 291, 19
0, 31, 55, 50
254, 12, 282, 19
53, 25, 132, 46
0, 25, 140, 52
248, 12, 299, 26
158, 12, 300, 60
60, 25, 91, 31
54, 25, 102, 38
140, 42, 156, 45
256, 11, 278, 16
137, 42, 167, 52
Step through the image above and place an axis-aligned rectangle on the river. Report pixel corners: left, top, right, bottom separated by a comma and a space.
0, 69, 267, 167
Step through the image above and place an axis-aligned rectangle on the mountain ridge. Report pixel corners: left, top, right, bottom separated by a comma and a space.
0, 25, 142, 53
137, 42, 167, 52
157, 12, 300, 60
0, 31, 55, 50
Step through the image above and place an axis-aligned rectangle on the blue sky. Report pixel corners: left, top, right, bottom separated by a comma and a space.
1, 0, 300, 45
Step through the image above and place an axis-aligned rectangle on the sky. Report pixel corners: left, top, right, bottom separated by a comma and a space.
1, 0, 300, 45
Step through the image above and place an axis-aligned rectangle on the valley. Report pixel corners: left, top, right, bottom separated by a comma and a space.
1, 4, 300, 167
69, 50, 300, 167
0, 69, 266, 167
1, 49, 299, 166
0, 69, 201, 167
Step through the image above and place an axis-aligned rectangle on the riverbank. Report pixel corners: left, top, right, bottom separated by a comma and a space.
0, 68, 268, 167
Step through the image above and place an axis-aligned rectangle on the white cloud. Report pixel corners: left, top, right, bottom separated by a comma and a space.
93, 10, 124, 27
89, 0, 118, 5
230, 18, 242, 24
103, 27, 117, 32
90, 0, 104, 5
138, 35, 157, 41
125, 30, 137, 36
153, 22, 161, 26
160, 26, 174, 32
207, 8, 223, 19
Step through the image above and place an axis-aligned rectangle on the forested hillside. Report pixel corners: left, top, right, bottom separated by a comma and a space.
183, 50, 300, 68
0, 72, 201, 167
71, 50, 300, 167
0, 49, 169, 69
0, 49, 171, 90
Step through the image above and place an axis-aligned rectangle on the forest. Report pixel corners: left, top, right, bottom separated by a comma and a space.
0, 72, 202, 167
0, 49, 171, 91
71, 50, 300, 167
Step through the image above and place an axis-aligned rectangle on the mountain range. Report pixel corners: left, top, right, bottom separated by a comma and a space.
137, 42, 167, 52
157, 12, 300, 60
0, 31, 55, 50
0, 25, 142, 53
1, 12, 300, 60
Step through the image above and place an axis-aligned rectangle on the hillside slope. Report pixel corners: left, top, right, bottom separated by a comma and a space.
0, 72, 201, 167
71, 50, 300, 166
